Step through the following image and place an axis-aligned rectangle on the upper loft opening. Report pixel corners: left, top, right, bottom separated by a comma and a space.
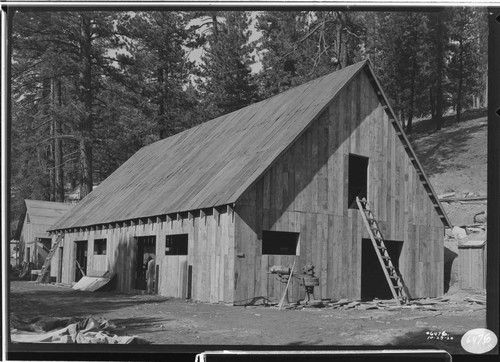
348, 154, 369, 209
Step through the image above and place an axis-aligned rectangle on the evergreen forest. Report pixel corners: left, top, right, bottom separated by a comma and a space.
8, 9, 488, 234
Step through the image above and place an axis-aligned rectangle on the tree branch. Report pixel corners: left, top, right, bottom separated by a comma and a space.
42, 135, 80, 143
47, 157, 78, 170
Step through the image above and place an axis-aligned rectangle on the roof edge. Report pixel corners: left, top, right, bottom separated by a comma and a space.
363, 61, 452, 228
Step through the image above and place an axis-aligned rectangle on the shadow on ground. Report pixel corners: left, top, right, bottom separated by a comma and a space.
10, 287, 172, 320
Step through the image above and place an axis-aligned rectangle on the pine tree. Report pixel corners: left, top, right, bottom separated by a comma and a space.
447, 7, 484, 122
255, 11, 365, 99
197, 11, 257, 119
116, 11, 201, 139
11, 10, 129, 204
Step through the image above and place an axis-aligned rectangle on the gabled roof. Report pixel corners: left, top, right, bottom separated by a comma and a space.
16, 199, 73, 239
50, 60, 451, 231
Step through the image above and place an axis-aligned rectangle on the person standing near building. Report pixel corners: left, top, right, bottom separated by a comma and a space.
146, 256, 155, 294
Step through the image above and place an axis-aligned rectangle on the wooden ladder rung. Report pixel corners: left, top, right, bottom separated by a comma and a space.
356, 196, 409, 304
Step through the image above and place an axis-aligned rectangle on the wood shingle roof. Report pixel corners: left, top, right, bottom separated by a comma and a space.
50, 60, 451, 231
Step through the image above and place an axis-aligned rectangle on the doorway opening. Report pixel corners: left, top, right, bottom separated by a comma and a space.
361, 238, 403, 300
348, 154, 369, 209
58, 247, 64, 283
74, 240, 88, 282
37, 238, 52, 268
134, 236, 156, 291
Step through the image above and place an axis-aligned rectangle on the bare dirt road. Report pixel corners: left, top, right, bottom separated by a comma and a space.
7, 280, 486, 355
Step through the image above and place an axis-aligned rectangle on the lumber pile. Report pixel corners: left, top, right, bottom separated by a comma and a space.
322, 293, 485, 311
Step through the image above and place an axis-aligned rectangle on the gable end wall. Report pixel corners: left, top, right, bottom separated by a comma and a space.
235, 69, 444, 303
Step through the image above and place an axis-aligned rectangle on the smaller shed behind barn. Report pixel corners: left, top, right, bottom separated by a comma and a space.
15, 200, 73, 269
458, 239, 487, 290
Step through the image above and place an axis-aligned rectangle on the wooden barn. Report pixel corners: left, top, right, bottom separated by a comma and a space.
15, 200, 73, 270
48, 60, 451, 303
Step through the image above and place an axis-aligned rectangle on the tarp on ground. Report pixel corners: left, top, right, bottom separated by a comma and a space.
72, 271, 114, 292
10, 315, 148, 344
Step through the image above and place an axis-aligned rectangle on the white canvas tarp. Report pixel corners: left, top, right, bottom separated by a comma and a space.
10, 315, 148, 344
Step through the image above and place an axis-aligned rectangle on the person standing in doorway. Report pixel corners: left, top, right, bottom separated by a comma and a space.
146, 256, 155, 294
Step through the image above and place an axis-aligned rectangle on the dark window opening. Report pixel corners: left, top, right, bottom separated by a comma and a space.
165, 234, 188, 255
39, 238, 52, 252
262, 231, 299, 255
94, 238, 107, 255
348, 154, 369, 209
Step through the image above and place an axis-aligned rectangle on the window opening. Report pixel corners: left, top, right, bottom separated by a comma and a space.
262, 231, 299, 255
94, 238, 107, 255
165, 234, 188, 255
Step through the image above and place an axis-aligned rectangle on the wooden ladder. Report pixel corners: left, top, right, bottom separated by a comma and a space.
35, 233, 64, 284
356, 197, 409, 305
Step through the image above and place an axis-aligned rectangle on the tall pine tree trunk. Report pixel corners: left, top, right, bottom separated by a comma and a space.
406, 56, 418, 133
434, 11, 445, 131
78, 13, 93, 198
52, 78, 64, 202
456, 38, 464, 123
335, 12, 347, 69
157, 63, 170, 140
42, 78, 55, 201
429, 86, 435, 119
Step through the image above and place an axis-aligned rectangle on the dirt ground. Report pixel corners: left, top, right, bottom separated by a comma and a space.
8, 280, 486, 354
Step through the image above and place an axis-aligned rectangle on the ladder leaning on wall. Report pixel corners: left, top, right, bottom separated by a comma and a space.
35, 233, 64, 284
356, 197, 410, 305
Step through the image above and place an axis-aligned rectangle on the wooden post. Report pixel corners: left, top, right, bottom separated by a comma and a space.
214, 207, 220, 226
155, 264, 159, 295
278, 260, 295, 310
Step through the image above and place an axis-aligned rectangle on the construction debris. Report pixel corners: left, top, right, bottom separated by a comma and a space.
10, 315, 148, 344
451, 226, 467, 239
323, 292, 485, 311
438, 192, 456, 199
464, 296, 486, 305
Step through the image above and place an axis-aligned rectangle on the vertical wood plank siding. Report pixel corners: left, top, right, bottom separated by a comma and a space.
459, 243, 487, 290
235, 69, 444, 303
52, 212, 235, 302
